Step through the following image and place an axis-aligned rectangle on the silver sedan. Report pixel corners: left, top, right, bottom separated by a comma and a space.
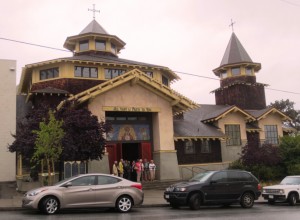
22, 173, 144, 214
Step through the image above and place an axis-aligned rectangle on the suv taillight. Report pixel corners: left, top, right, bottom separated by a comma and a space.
257, 183, 262, 191
131, 184, 142, 190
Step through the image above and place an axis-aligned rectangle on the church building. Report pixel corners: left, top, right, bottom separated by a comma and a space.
16, 16, 291, 183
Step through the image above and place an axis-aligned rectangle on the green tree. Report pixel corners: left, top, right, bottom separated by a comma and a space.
32, 110, 65, 185
268, 99, 300, 131
280, 135, 300, 175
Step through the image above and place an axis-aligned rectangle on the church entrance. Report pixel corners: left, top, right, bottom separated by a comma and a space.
122, 143, 139, 162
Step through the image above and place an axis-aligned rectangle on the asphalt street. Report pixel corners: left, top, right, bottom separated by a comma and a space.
2, 204, 300, 220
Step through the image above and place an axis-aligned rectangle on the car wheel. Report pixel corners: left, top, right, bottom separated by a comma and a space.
240, 192, 254, 208
116, 195, 133, 213
41, 196, 59, 215
189, 193, 201, 210
170, 202, 180, 209
268, 199, 275, 205
288, 193, 297, 206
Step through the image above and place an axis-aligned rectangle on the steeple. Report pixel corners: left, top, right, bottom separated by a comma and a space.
212, 33, 266, 110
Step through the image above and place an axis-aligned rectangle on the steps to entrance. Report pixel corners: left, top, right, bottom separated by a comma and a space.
141, 180, 181, 190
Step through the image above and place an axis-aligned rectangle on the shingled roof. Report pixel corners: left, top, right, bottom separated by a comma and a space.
79, 20, 109, 35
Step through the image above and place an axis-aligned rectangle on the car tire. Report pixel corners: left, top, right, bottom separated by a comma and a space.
170, 202, 180, 209
268, 199, 275, 205
41, 196, 59, 215
116, 195, 133, 213
189, 193, 201, 210
288, 193, 297, 206
240, 192, 254, 208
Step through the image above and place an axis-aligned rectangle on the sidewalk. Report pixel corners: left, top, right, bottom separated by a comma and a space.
0, 189, 266, 210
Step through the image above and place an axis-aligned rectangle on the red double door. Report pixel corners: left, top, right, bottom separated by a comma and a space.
106, 142, 152, 173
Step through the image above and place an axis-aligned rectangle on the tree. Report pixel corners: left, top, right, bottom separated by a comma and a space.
32, 110, 65, 185
268, 99, 300, 131
280, 135, 300, 175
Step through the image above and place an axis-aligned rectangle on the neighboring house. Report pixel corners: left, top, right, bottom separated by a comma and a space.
0, 59, 16, 182
16, 18, 290, 183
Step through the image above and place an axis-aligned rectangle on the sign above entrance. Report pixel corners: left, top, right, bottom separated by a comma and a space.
103, 106, 160, 112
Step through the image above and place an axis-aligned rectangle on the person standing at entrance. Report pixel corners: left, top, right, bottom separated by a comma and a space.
135, 159, 142, 182
143, 159, 150, 181
149, 160, 156, 181
112, 161, 118, 176
118, 159, 124, 178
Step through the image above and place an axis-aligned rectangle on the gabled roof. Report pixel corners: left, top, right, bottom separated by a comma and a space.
57, 69, 198, 114
201, 105, 256, 123
245, 107, 292, 121
174, 107, 226, 141
79, 20, 109, 35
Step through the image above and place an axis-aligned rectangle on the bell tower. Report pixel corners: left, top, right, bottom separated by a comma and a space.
212, 32, 266, 110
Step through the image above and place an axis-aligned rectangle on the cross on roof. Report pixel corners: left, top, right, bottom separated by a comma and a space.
88, 4, 100, 20
229, 19, 236, 32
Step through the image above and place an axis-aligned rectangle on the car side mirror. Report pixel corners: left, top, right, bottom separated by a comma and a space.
64, 182, 72, 187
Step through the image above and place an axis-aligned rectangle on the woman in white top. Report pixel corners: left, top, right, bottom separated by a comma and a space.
149, 160, 156, 181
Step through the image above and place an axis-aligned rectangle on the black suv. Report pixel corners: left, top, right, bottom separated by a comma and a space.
164, 170, 261, 210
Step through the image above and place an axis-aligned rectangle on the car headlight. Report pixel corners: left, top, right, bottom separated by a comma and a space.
262, 189, 266, 193
279, 189, 285, 195
27, 189, 48, 196
174, 187, 187, 192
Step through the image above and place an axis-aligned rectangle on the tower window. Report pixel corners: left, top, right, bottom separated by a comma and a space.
74, 66, 98, 78
96, 40, 106, 50
231, 67, 240, 76
162, 75, 169, 86
246, 67, 252, 75
79, 40, 89, 51
220, 71, 227, 79
40, 67, 59, 80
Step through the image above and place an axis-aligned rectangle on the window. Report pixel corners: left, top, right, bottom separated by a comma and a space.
220, 71, 227, 79
162, 75, 169, 86
74, 66, 98, 78
264, 125, 278, 145
184, 140, 195, 154
231, 67, 240, 76
79, 40, 89, 51
97, 175, 120, 185
111, 43, 116, 54
225, 124, 241, 146
144, 71, 153, 78
71, 176, 95, 186
201, 140, 211, 153
40, 67, 59, 80
96, 40, 106, 50
211, 171, 228, 183
245, 67, 252, 75
104, 69, 126, 79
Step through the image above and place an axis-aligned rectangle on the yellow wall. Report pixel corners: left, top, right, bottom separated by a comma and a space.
88, 82, 175, 151
258, 113, 284, 141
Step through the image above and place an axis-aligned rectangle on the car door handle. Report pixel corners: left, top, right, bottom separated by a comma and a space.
88, 188, 94, 191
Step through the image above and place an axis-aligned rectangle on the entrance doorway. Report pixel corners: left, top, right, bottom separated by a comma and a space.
122, 143, 140, 162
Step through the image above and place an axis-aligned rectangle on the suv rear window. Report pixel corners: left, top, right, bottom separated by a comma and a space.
227, 171, 253, 182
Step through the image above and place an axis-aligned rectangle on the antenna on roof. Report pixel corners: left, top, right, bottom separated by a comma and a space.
229, 19, 236, 32
88, 4, 100, 20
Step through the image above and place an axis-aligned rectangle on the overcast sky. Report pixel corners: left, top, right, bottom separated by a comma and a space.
1, 0, 300, 109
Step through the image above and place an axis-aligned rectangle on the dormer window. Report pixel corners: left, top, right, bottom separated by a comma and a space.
162, 75, 169, 86
144, 71, 153, 78
79, 40, 89, 51
246, 67, 252, 75
232, 67, 240, 76
111, 44, 116, 54
96, 40, 106, 50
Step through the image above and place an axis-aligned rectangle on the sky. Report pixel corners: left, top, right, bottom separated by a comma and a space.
1, 0, 300, 109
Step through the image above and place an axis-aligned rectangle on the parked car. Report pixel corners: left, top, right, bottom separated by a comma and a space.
262, 175, 300, 206
22, 173, 143, 214
164, 170, 261, 210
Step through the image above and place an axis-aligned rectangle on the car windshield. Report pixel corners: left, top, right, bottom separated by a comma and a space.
189, 171, 214, 182
280, 177, 300, 185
